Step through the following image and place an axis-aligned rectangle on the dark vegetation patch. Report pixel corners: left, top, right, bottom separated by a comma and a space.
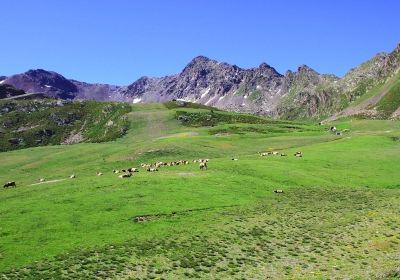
174, 110, 306, 127
164, 100, 219, 111
0, 99, 131, 152
208, 124, 317, 135
132, 205, 239, 223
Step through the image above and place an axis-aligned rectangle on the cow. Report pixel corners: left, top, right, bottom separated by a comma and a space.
199, 162, 207, 170
294, 151, 303, 157
135, 216, 146, 222
39, 178, 45, 182
119, 173, 132, 178
147, 167, 158, 172
232, 158, 239, 161
280, 153, 287, 157
330, 126, 337, 132
96, 172, 103, 176
141, 163, 152, 169
3, 181, 16, 188
70, 174, 76, 179
127, 167, 139, 173
274, 189, 284, 193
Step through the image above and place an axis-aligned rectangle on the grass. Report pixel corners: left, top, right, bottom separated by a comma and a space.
0, 102, 399, 279
376, 77, 400, 118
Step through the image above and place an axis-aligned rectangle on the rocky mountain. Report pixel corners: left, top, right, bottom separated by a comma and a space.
112, 43, 400, 119
1, 69, 119, 101
2, 43, 400, 120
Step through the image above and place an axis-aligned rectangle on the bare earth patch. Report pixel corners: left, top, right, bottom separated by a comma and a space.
177, 172, 196, 177
29, 179, 66, 186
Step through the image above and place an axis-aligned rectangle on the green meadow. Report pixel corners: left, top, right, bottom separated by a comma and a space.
0, 103, 399, 279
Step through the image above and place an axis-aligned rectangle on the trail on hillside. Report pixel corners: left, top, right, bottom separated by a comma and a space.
1, 92, 43, 100
126, 108, 173, 140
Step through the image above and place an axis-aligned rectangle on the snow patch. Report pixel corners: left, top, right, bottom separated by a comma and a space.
201, 88, 210, 99
44, 85, 52, 88
218, 95, 225, 101
0, 80, 4, 84
256, 85, 262, 90
132, 98, 142, 104
205, 95, 217, 106
244, 95, 248, 99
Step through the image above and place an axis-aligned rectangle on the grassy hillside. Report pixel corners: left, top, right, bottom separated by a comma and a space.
0, 99, 131, 152
0, 103, 399, 279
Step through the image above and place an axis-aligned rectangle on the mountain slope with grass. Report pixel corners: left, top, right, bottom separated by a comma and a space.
0, 98, 131, 152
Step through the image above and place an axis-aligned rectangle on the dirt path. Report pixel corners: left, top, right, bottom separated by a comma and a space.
29, 179, 66, 186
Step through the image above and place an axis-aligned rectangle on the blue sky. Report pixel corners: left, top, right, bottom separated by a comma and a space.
1, 0, 399, 85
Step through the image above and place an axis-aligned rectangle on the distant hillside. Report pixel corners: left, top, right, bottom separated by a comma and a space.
0, 98, 130, 152
2, 43, 400, 120
0, 84, 26, 99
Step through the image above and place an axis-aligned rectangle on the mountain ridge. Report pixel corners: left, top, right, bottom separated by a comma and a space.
2, 43, 400, 120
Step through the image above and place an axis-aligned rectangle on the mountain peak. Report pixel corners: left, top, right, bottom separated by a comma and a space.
191, 55, 214, 63
297, 64, 318, 74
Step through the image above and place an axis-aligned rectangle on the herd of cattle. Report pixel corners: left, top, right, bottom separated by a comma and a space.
3, 151, 302, 189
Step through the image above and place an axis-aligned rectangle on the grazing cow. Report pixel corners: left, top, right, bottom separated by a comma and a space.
294, 151, 303, 157
280, 153, 287, 157
3, 181, 16, 188
274, 189, 284, 193
232, 158, 238, 161
199, 162, 207, 170
119, 173, 132, 178
135, 216, 146, 222
147, 167, 158, 172
39, 178, 46, 182
260, 152, 271, 157
330, 126, 337, 132
70, 174, 76, 179
127, 167, 139, 173
272, 151, 279, 155
96, 172, 103, 176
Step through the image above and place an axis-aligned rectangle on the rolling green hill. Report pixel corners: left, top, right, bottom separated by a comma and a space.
0, 102, 399, 279
0, 99, 131, 152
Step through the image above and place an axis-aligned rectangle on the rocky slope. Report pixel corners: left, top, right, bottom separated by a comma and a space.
1, 70, 120, 101
2, 43, 400, 120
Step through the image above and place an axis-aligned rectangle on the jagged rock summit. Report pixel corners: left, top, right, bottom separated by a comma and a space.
2, 43, 400, 120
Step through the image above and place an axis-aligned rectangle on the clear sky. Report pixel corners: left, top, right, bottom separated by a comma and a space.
1, 0, 399, 85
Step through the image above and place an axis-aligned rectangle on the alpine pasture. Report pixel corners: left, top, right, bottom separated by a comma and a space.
1, 103, 399, 279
